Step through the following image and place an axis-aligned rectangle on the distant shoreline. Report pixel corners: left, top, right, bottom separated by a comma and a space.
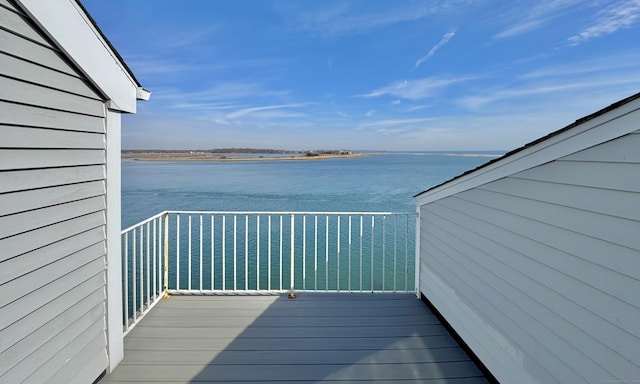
121, 151, 370, 162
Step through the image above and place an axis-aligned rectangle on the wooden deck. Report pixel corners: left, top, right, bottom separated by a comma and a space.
101, 293, 489, 383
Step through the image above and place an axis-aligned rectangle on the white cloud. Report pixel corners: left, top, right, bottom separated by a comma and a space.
173, 102, 240, 111
569, 0, 640, 44
416, 30, 456, 67
457, 76, 640, 111
377, 128, 408, 135
359, 76, 475, 100
520, 51, 640, 79
495, 0, 586, 38
358, 117, 436, 128
226, 103, 310, 119
281, 1, 438, 37
404, 105, 429, 112
147, 82, 291, 112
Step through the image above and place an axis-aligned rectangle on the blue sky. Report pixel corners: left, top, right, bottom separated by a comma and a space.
82, 0, 640, 151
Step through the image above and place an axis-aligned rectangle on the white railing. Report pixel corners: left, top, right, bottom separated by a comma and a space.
121, 211, 415, 332
120, 212, 167, 334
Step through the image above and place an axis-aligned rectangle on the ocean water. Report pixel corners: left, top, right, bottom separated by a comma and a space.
121, 152, 501, 293
121, 152, 501, 228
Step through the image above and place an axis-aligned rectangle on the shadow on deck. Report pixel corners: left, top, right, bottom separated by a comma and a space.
101, 293, 489, 383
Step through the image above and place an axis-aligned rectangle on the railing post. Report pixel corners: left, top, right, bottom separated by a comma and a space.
289, 214, 296, 299
163, 212, 169, 298
414, 209, 421, 299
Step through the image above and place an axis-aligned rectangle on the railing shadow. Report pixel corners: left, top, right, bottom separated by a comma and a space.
185, 292, 487, 383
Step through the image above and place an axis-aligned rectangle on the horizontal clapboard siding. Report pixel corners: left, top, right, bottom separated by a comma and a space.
3, 125, 105, 148
419, 129, 640, 383
0, 2, 108, 383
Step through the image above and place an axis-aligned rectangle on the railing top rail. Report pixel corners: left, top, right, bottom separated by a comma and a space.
121, 210, 413, 234
164, 210, 412, 216
121, 211, 167, 234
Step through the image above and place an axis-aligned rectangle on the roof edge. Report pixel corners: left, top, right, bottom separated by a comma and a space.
415, 91, 640, 201
74, 0, 141, 88
17, 0, 148, 112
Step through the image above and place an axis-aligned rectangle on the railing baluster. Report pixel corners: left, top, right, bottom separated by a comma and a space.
314, 215, 318, 291
164, 213, 168, 294
152, 220, 157, 299
245, 215, 249, 290
405, 214, 409, 291
139, 226, 143, 314
198, 215, 202, 290
257, 215, 260, 290
279, 215, 283, 291
289, 214, 295, 297
158, 217, 162, 295
233, 215, 237, 290
348, 215, 352, 291
132, 228, 137, 322
359, 215, 363, 293
382, 215, 386, 292
211, 214, 214, 290
146, 222, 150, 304
268, 215, 272, 290
337, 215, 340, 292
176, 214, 180, 290
222, 215, 226, 290
188, 215, 192, 291
394, 215, 397, 293
371, 216, 374, 293
302, 215, 306, 291
325, 215, 329, 292
124, 232, 129, 328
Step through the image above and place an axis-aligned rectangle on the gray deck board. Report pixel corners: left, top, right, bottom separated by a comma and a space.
102, 293, 489, 383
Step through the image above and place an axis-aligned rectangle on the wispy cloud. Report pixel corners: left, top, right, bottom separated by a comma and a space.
495, 0, 586, 38
520, 51, 640, 79
376, 128, 409, 135
174, 102, 241, 111
162, 25, 219, 51
416, 30, 456, 67
226, 103, 309, 120
457, 75, 640, 111
358, 117, 436, 128
568, 0, 640, 44
127, 58, 199, 76
154, 82, 290, 105
359, 76, 475, 100
281, 1, 437, 37
405, 105, 429, 112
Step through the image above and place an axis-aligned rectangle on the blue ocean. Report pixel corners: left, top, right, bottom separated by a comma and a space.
120, 151, 501, 295
122, 152, 501, 228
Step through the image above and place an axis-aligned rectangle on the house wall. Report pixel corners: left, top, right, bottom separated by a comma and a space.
418, 116, 640, 383
0, 2, 110, 383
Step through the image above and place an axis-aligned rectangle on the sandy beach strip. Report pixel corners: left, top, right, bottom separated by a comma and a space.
121, 152, 369, 162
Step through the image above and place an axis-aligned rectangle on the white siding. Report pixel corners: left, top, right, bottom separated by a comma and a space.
418, 114, 640, 382
0, 2, 108, 383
